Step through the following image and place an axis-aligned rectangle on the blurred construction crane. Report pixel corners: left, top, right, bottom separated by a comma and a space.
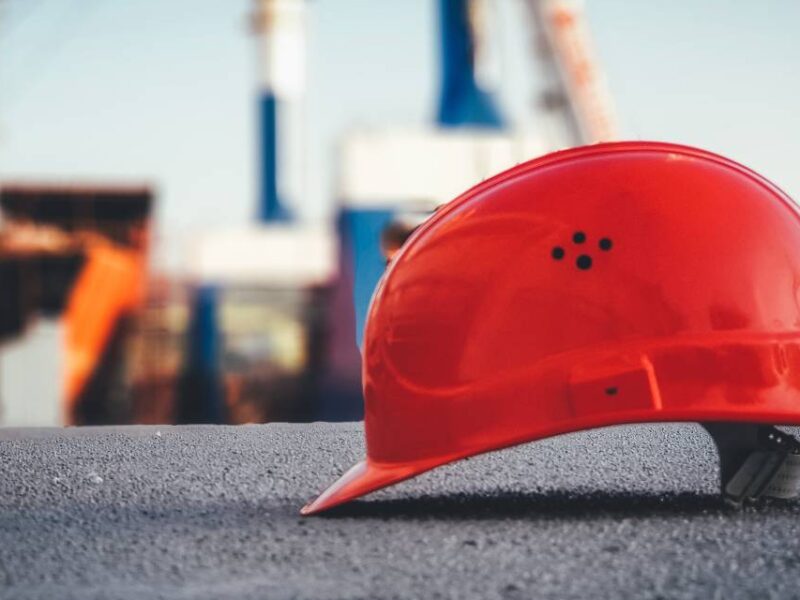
526, 0, 617, 146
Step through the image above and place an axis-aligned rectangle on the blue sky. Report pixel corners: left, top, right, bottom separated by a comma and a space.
2, 0, 800, 267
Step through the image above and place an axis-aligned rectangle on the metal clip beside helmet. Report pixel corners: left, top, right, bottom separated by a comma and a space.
703, 423, 800, 507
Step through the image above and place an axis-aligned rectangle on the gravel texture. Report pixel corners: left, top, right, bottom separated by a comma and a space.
1, 422, 799, 599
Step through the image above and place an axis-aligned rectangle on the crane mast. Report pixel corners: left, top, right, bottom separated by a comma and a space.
527, 0, 617, 146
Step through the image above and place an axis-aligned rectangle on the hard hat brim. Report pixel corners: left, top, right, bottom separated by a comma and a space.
301, 458, 434, 515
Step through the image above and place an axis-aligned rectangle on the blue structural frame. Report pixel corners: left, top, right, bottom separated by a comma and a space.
338, 208, 395, 346
258, 92, 292, 222
177, 285, 226, 424
436, 0, 504, 129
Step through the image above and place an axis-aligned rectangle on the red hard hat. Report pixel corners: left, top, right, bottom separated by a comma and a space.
303, 141, 800, 515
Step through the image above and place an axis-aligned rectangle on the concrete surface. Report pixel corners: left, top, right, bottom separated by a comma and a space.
1, 422, 799, 600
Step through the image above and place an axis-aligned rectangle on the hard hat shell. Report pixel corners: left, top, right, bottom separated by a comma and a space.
302, 141, 800, 515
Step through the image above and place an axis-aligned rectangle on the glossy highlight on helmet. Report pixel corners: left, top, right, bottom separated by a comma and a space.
302, 141, 800, 515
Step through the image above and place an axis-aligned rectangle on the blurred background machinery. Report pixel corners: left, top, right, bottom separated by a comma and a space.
0, 0, 615, 426
0, 184, 152, 425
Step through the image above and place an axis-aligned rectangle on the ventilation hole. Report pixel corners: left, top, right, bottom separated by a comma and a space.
599, 238, 613, 251
573, 231, 586, 244
605, 387, 618, 396
576, 255, 592, 270
551, 247, 565, 260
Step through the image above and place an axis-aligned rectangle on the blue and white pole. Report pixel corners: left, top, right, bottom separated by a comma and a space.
252, 0, 306, 222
